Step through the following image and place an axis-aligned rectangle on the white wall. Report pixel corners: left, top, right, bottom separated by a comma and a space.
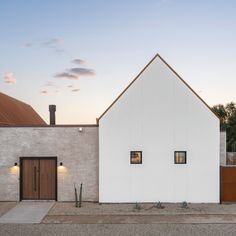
99, 55, 220, 203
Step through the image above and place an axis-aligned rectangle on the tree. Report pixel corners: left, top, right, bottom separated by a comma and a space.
212, 104, 227, 130
212, 102, 236, 152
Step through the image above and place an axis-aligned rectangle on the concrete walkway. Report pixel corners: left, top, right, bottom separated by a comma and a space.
0, 202, 54, 224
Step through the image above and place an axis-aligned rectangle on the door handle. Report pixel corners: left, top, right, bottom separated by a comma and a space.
34, 166, 37, 191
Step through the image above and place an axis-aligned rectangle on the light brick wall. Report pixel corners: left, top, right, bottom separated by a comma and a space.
220, 131, 227, 166
0, 126, 98, 201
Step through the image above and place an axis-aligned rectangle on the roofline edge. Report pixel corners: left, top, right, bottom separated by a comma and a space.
97, 53, 219, 122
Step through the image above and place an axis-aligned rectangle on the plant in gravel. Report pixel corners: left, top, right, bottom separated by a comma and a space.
74, 183, 79, 208
79, 183, 83, 208
155, 201, 165, 209
181, 201, 188, 209
133, 202, 141, 211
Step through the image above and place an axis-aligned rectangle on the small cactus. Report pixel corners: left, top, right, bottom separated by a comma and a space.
74, 183, 78, 208
181, 201, 188, 209
133, 202, 141, 210
155, 201, 165, 209
79, 183, 83, 208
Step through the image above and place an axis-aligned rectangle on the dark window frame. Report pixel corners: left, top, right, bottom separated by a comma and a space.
130, 151, 142, 164
174, 151, 187, 164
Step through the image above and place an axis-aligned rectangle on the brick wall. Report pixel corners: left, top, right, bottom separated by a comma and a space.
220, 131, 227, 166
0, 127, 98, 201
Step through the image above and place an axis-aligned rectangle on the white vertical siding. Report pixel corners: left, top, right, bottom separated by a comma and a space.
99, 55, 219, 203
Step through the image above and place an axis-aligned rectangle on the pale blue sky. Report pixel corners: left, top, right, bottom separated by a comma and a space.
0, 0, 236, 124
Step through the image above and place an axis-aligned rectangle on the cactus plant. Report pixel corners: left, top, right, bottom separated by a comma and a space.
155, 201, 165, 209
133, 202, 141, 210
79, 183, 83, 208
74, 183, 79, 208
181, 201, 188, 209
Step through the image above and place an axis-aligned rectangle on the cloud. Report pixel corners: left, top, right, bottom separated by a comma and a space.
40, 89, 60, 95
72, 59, 86, 65
45, 81, 57, 87
41, 38, 64, 48
40, 90, 48, 94
71, 88, 80, 92
23, 42, 33, 48
54, 67, 95, 80
67, 84, 80, 92
4, 72, 16, 84
55, 49, 66, 54
68, 68, 95, 76
54, 72, 79, 80
22, 38, 65, 54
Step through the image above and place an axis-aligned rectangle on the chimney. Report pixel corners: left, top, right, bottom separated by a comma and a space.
49, 105, 56, 125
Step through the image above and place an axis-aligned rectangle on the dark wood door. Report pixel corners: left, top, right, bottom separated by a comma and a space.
22, 159, 39, 199
40, 159, 56, 199
21, 158, 57, 200
221, 166, 236, 202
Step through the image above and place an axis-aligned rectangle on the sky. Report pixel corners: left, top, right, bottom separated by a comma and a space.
0, 0, 236, 124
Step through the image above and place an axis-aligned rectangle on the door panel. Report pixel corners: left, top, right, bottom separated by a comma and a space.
21, 158, 56, 200
22, 159, 39, 199
39, 159, 56, 199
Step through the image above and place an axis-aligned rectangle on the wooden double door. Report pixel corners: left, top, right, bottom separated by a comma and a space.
20, 157, 57, 200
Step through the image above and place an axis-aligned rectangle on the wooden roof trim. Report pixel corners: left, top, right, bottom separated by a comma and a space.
156, 54, 219, 119
98, 53, 219, 121
0, 124, 98, 128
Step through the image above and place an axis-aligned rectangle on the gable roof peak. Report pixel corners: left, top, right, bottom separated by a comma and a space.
98, 53, 219, 121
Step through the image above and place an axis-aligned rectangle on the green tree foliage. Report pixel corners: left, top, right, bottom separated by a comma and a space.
212, 102, 236, 151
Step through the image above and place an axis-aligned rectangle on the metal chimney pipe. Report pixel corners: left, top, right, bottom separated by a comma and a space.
49, 105, 56, 125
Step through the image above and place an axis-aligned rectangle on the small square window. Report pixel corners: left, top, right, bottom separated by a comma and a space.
130, 151, 142, 164
174, 151, 187, 164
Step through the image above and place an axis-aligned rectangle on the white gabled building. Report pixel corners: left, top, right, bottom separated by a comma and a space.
98, 54, 220, 203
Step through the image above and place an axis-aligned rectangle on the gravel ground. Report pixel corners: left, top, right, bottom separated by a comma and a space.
1, 223, 236, 236
2, 202, 236, 235
48, 202, 236, 216
0, 202, 16, 217
43, 214, 236, 224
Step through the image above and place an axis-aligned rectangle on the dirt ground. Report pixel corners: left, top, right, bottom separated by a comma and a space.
2, 202, 236, 235
48, 202, 236, 216
42, 202, 236, 224
43, 214, 236, 224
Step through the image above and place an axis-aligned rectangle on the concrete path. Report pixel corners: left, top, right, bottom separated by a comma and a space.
0, 202, 54, 224
0, 202, 16, 217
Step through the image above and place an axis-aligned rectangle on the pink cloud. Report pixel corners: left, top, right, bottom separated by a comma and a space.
71, 88, 80, 92
4, 72, 16, 84
40, 90, 49, 94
